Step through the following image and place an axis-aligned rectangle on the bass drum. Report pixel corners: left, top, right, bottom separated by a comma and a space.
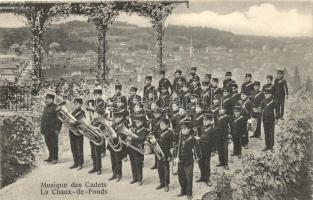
247, 117, 257, 135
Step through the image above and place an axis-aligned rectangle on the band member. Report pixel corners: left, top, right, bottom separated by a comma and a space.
128, 86, 142, 115
128, 113, 148, 186
250, 81, 265, 139
41, 93, 62, 164
195, 112, 215, 186
110, 108, 126, 182
177, 119, 195, 200
155, 117, 174, 192
150, 107, 163, 170
109, 84, 127, 109
190, 67, 200, 83
173, 70, 186, 94
170, 101, 181, 143
143, 75, 157, 102
222, 87, 234, 116
231, 83, 241, 103
216, 107, 231, 170
179, 81, 191, 110
261, 89, 277, 152
240, 90, 253, 149
274, 70, 288, 119
158, 70, 173, 95
69, 98, 85, 170
157, 85, 171, 109
211, 78, 223, 97
262, 75, 275, 96
89, 98, 106, 175
223, 72, 236, 89
211, 94, 221, 153
241, 73, 254, 96
232, 105, 245, 158
190, 76, 202, 97
201, 80, 212, 111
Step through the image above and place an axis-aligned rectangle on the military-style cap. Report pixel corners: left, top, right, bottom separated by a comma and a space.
133, 113, 146, 122
145, 76, 152, 81
266, 75, 273, 80
175, 70, 182, 75
160, 70, 166, 75
212, 78, 218, 83
191, 67, 197, 71
115, 84, 122, 90
202, 81, 210, 86
254, 81, 260, 86
277, 70, 284, 74
225, 72, 232, 76
46, 93, 55, 99
245, 73, 252, 78
74, 98, 83, 104
205, 74, 211, 79
130, 86, 137, 92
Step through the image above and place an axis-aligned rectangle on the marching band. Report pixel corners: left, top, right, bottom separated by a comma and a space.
41, 68, 288, 200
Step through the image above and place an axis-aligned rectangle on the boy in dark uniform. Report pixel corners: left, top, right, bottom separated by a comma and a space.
231, 83, 241, 103
128, 86, 142, 115
158, 85, 171, 109
216, 108, 231, 170
41, 93, 62, 164
158, 70, 173, 95
240, 90, 253, 149
274, 70, 288, 119
241, 73, 254, 96
250, 81, 265, 139
150, 107, 163, 170
204, 74, 212, 84
211, 94, 221, 154
190, 76, 202, 97
223, 72, 236, 89
262, 75, 275, 96
173, 70, 186, 94
195, 112, 215, 185
232, 105, 245, 158
211, 78, 223, 97
143, 75, 157, 103
69, 98, 85, 170
222, 87, 234, 116
128, 113, 148, 186
201, 80, 212, 111
177, 119, 195, 200
261, 89, 277, 152
155, 117, 174, 192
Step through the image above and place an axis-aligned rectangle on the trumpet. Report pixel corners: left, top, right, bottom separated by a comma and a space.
77, 118, 104, 146
93, 117, 122, 152
55, 101, 81, 136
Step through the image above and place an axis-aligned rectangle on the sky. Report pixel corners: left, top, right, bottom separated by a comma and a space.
0, 1, 312, 37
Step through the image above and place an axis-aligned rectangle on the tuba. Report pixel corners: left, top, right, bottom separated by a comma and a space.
56, 101, 81, 136
93, 117, 122, 152
76, 118, 104, 146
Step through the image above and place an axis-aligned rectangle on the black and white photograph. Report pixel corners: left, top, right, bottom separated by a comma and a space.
0, 0, 312, 200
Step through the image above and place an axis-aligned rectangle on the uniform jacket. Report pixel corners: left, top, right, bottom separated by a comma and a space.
241, 81, 254, 95
157, 129, 174, 160
70, 108, 86, 135
41, 103, 62, 134
216, 114, 231, 140
274, 78, 288, 99
173, 77, 186, 94
158, 77, 173, 94
143, 84, 157, 99
223, 79, 236, 89
231, 92, 241, 105
240, 99, 253, 120
262, 83, 275, 97
222, 95, 234, 116
232, 115, 245, 139
200, 125, 215, 153
178, 134, 195, 165
128, 94, 142, 114
131, 126, 148, 149
251, 90, 265, 111
261, 97, 277, 122
211, 86, 223, 97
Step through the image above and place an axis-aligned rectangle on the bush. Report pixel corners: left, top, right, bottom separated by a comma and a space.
0, 114, 42, 188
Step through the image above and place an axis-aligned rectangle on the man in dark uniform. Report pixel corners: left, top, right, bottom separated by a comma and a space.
69, 98, 85, 170
231, 83, 241, 104
158, 70, 173, 95
143, 75, 157, 103
240, 90, 253, 149
222, 87, 234, 116
211, 94, 221, 153
211, 78, 223, 97
195, 112, 215, 185
201, 80, 212, 112
223, 72, 236, 90
216, 108, 231, 170
250, 81, 265, 139
128, 113, 148, 186
155, 117, 174, 192
173, 70, 186, 94
262, 75, 275, 97
190, 76, 202, 98
241, 73, 254, 96
109, 84, 127, 110
231, 105, 245, 158
89, 98, 106, 175
190, 67, 200, 82
41, 93, 62, 164
128, 86, 142, 115
157, 85, 171, 109
177, 119, 195, 200
261, 89, 277, 152
187, 72, 195, 89
274, 70, 288, 119
179, 82, 191, 110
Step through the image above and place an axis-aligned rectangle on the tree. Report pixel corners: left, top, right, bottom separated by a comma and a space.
293, 66, 302, 92
305, 76, 313, 92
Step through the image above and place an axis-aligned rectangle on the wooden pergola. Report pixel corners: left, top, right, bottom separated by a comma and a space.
0, 1, 188, 91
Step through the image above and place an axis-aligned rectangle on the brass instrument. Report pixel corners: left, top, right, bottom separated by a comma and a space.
56, 101, 81, 136
77, 118, 104, 146
146, 133, 165, 161
93, 117, 123, 152
193, 128, 202, 162
247, 117, 257, 135
171, 130, 181, 175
